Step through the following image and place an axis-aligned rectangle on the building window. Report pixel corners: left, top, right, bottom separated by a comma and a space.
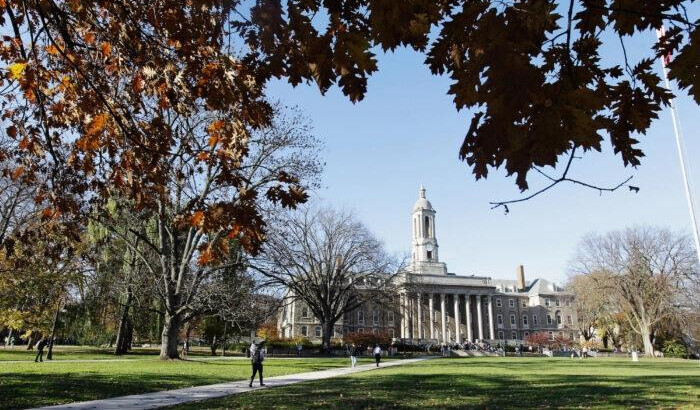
509, 299, 515, 308
373, 328, 378, 335
497, 314, 503, 325
373, 310, 379, 325
388, 311, 395, 325
556, 314, 562, 325
555, 299, 560, 307
524, 331, 529, 338
548, 331, 554, 340
496, 298, 502, 307
522, 315, 528, 325
358, 311, 364, 324
567, 315, 572, 325
498, 331, 504, 340
545, 298, 551, 307
510, 315, 516, 325
301, 326, 308, 336
315, 326, 321, 337
302, 307, 309, 318
533, 315, 538, 325
522, 300, 527, 308
358, 328, 364, 333
388, 328, 395, 338
565, 298, 571, 307
512, 332, 517, 340
424, 216, 430, 237
427, 250, 432, 260
547, 315, 553, 325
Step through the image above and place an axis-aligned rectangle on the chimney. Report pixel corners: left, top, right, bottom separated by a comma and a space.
516, 265, 526, 291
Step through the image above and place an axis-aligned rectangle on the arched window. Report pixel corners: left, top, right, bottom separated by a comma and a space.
424, 216, 430, 238
556, 311, 562, 325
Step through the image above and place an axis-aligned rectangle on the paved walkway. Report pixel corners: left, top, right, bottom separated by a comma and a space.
34, 356, 432, 410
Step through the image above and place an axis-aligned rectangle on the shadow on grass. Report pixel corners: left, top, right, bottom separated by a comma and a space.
179, 371, 700, 409
0, 372, 226, 410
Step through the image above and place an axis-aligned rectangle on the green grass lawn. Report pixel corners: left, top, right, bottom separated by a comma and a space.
0, 345, 240, 361
170, 357, 700, 409
0, 348, 379, 410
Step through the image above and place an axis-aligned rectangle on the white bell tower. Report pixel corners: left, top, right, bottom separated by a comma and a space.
411, 185, 447, 275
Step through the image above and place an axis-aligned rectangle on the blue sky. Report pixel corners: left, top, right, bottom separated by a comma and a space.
265, 27, 700, 285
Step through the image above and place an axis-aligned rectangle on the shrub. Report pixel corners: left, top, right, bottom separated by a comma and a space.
662, 340, 687, 358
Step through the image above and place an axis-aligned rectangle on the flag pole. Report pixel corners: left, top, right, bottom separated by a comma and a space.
657, 28, 700, 265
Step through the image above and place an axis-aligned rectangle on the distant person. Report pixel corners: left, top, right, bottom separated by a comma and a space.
349, 343, 358, 368
35, 338, 48, 362
181, 340, 189, 359
373, 344, 382, 367
296, 343, 302, 357
249, 341, 266, 387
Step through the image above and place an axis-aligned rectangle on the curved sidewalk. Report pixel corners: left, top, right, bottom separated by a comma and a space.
33, 356, 433, 410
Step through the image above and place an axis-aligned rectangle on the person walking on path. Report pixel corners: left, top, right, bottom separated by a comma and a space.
296, 343, 302, 357
349, 343, 358, 369
35, 338, 48, 362
249, 341, 266, 387
373, 344, 382, 367
181, 340, 189, 359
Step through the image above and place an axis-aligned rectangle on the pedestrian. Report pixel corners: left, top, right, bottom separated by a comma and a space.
296, 342, 302, 357
349, 343, 358, 368
181, 340, 189, 359
35, 338, 48, 362
373, 344, 382, 367
249, 340, 266, 387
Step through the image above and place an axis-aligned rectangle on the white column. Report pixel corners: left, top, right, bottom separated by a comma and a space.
400, 293, 406, 338
476, 295, 484, 340
488, 294, 495, 340
429, 293, 435, 339
440, 293, 447, 344
465, 294, 473, 342
417, 293, 423, 339
453, 294, 461, 344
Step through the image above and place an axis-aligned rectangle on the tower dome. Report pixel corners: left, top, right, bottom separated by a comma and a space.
410, 185, 447, 275
413, 185, 434, 212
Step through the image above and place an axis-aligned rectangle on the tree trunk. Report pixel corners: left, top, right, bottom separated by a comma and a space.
46, 300, 61, 360
321, 321, 334, 354
210, 335, 217, 355
26, 334, 34, 350
640, 322, 654, 356
221, 321, 227, 357
159, 311, 181, 359
4, 328, 12, 347
114, 287, 133, 355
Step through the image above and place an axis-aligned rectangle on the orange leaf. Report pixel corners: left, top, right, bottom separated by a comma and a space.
189, 211, 204, 227
87, 113, 108, 136
84, 32, 96, 45
100, 42, 112, 56
198, 248, 214, 265
11, 166, 24, 180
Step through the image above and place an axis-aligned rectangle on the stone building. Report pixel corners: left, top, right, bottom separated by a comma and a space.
278, 186, 578, 344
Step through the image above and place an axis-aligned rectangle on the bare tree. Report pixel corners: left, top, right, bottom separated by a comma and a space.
566, 272, 612, 341
251, 206, 402, 352
571, 226, 698, 355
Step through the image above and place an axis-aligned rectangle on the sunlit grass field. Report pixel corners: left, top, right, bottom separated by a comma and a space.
172, 356, 700, 409
0, 345, 378, 409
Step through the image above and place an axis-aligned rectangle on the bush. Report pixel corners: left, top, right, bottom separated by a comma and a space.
662, 340, 687, 358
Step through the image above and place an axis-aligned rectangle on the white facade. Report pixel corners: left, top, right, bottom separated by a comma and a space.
278, 186, 578, 344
